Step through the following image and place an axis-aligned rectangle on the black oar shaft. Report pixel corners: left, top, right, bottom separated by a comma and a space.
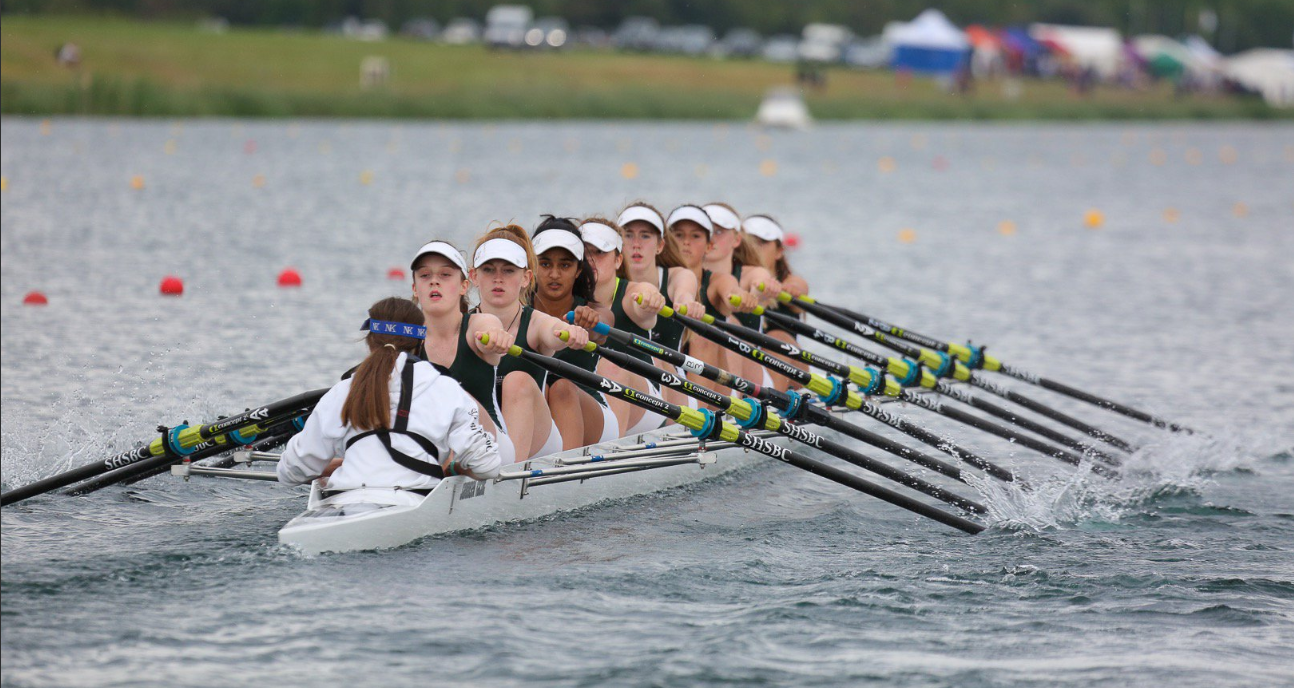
589, 340, 984, 514
765, 301, 1135, 456
509, 345, 984, 534
1, 389, 325, 507
807, 297, 1197, 434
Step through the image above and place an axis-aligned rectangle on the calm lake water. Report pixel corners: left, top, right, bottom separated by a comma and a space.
2, 118, 1293, 687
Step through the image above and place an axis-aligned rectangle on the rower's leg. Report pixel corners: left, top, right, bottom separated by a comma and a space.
766, 329, 810, 392
596, 358, 647, 434
501, 371, 554, 460
547, 379, 591, 450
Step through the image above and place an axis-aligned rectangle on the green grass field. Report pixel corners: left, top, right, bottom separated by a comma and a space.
1, 16, 1284, 119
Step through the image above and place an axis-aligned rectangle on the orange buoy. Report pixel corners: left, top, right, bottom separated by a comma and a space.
387, 267, 406, 280
23, 291, 49, 306
277, 268, 302, 287
159, 276, 184, 296
784, 232, 801, 249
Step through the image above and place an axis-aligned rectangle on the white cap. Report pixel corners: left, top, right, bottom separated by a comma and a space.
411, 240, 468, 273
666, 205, 714, 235
702, 204, 740, 231
580, 222, 623, 252
616, 205, 664, 233
742, 215, 785, 242
473, 238, 529, 269
532, 230, 585, 261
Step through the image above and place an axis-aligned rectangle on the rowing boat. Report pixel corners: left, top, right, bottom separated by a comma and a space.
272, 411, 845, 555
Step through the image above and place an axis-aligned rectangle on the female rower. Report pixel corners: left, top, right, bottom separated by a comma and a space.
575, 215, 667, 435
470, 224, 591, 459
410, 240, 520, 463
702, 203, 781, 387
529, 214, 621, 448
616, 202, 705, 410
277, 297, 502, 496
744, 214, 811, 391
665, 204, 760, 393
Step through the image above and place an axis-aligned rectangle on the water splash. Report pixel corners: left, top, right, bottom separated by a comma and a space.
969, 423, 1277, 532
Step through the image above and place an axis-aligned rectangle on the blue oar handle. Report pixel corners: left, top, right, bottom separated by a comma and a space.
564, 311, 611, 335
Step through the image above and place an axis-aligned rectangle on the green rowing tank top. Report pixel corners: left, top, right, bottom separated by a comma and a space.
494, 305, 548, 397
607, 277, 655, 364
653, 267, 686, 351
444, 314, 502, 427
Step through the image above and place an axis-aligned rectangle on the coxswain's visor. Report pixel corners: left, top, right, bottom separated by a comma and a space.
473, 238, 529, 269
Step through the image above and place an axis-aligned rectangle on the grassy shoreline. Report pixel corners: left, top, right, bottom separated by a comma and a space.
2, 16, 1286, 120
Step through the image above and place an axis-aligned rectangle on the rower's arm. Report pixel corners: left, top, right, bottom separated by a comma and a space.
466, 313, 505, 365
622, 281, 661, 331
666, 267, 703, 315
276, 386, 345, 485
707, 272, 743, 317
529, 310, 588, 355
740, 265, 780, 305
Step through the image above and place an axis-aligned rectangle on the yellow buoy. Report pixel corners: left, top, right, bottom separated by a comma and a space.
897, 228, 917, 243
1148, 149, 1167, 166
1232, 202, 1248, 218
1083, 209, 1104, 229
164, 140, 177, 155
878, 156, 896, 173
130, 175, 145, 190
455, 168, 471, 184
1219, 145, 1238, 164
1, 176, 8, 192
997, 220, 1017, 236
1184, 148, 1203, 165
620, 162, 639, 180
252, 174, 266, 188
359, 170, 374, 186
40, 120, 51, 135
1163, 208, 1179, 223
759, 159, 778, 177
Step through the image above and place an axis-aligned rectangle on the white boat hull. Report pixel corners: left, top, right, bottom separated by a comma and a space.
278, 419, 812, 555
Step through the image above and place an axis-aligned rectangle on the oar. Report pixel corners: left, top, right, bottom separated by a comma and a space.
770, 294, 1137, 453
493, 339, 985, 534
579, 334, 986, 514
576, 309, 1020, 484
794, 294, 1198, 434
665, 308, 1118, 479
63, 415, 307, 496
0, 389, 326, 507
741, 301, 1127, 465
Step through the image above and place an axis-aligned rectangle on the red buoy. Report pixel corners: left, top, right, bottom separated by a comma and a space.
277, 268, 302, 287
387, 267, 406, 281
23, 291, 48, 306
159, 276, 184, 296
784, 232, 802, 249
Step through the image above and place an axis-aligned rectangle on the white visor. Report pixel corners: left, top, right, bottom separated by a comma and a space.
473, 238, 529, 269
580, 222, 622, 253
702, 204, 740, 231
667, 205, 714, 235
742, 216, 785, 243
616, 206, 664, 233
411, 241, 468, 273
532, 230, 585, 261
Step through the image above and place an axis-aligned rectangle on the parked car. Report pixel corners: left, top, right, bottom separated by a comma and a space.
720, 28, 763, 58
526, 17, 570, 49
441, 17, 481, 44
613, 16, 660, 52
484, 5, 532, 49
763, 35, 800, 63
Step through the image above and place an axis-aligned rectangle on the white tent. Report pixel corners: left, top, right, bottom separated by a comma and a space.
888, 9, 970, 74
1029, 23, 1124, 79
1224, 49, 1294, 107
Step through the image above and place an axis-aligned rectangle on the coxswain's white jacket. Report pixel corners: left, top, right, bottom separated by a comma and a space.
278, 353, 502, 489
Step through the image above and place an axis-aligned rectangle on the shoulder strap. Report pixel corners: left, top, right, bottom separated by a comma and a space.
343, 357, 444, 479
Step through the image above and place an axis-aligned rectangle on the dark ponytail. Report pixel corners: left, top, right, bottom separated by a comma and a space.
341, 297, 425, 431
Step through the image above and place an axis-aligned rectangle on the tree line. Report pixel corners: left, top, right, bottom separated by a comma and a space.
6, 0, 1290, 53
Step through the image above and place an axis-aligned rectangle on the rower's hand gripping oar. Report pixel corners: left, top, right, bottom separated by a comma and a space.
0, 389, 327, 507
490, 335, 984, 535
790, 294, 1198, 435
768, 291, 1137, 454
664, 304, 1118, 479
739, 297, 1128, 466
575, 305, 1021, 485
565, 322, 987, 515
